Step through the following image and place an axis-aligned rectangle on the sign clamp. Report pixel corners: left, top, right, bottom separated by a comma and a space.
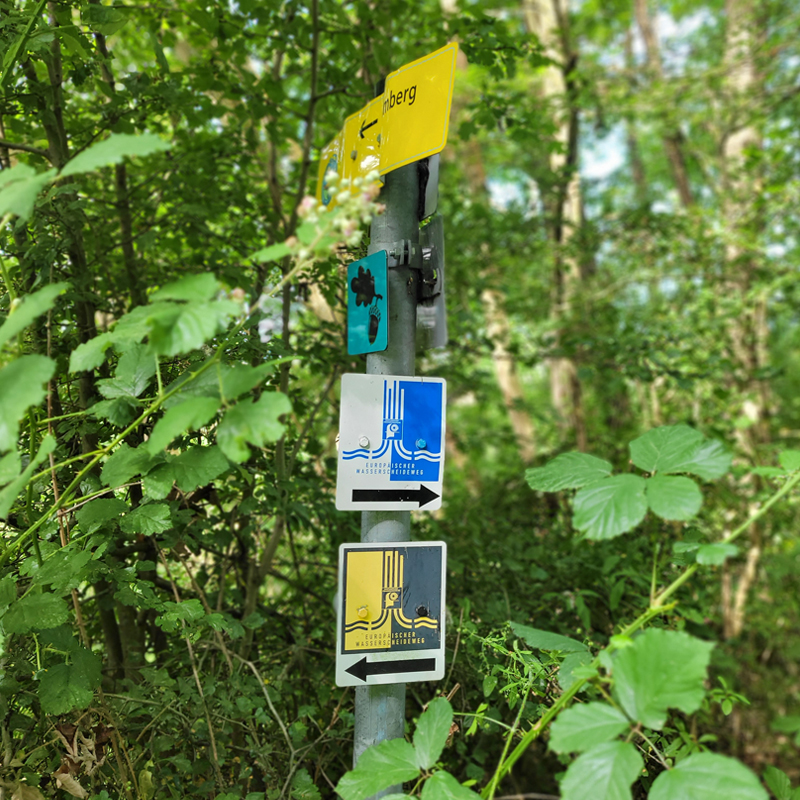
383, 240, 439, 303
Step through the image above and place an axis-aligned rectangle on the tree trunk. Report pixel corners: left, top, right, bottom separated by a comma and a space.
522, 0, 587, 451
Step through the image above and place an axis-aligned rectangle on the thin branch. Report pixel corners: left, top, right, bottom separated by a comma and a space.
0, 138, 50, 158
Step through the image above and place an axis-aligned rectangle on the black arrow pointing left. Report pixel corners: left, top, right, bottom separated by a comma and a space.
346, 656, 436, 683
359, 118, 378, 138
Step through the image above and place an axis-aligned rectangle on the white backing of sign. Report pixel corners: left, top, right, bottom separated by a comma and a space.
336, 541, 447, 687
336, 374, 446, 511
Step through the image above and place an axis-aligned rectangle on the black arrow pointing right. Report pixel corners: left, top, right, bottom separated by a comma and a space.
351, 485, 439, 508
359, 118, 378, 138
346, 656, 436, 683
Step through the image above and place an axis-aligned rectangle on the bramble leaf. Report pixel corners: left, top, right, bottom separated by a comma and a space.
649, 753, 767, 800
151, 274, 219, 303
525, 452, 613, 492
645, 475, 702, 521
550, 703, 630, 754
169, 446, 229, 491
764, 765, 793, 800
0, 355, 56, 452
101, 443, 160, 488
75, 498, 129, 535
779, 450, 800, 472
221, 363, 275, 400
4, 592, 68, 633
120, 503, 172, 535
147, 300, 240, 357
0, 282, 69, 350
0, 163, 57, 220
414, 697, 453, 769
0, 435, 56, 518
573, 475, 647, 540
60, 133, 169, 177
217, 392, 291, 463
696, 543, 739, 566
612, 629, 713, 730
38, 647, 101, 714
96, 343, 156, 400
147, 397, 220, 453
335, 738, 419, 800
629, 425, 703, 474
509, 622, 588, 652
560, 741, 642, 800
420, 771, 479, 800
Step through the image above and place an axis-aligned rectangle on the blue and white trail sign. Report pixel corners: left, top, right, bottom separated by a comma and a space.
336, 373, 446, 510
347, 252, 388, 354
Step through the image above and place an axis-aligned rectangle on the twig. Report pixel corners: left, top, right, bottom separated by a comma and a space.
0, 138, 49, 158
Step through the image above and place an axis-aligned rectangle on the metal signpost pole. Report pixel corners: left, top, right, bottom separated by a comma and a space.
353, 162, 420, 772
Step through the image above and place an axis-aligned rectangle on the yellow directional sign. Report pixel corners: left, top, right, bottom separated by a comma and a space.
335, 542, 447, 686
316, 42, 458, 205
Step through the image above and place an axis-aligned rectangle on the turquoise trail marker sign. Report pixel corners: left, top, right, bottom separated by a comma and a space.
348, 252, 388, 355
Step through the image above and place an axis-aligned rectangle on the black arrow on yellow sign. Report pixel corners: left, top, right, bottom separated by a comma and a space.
359, 118, 378, 138
352, 485, 439, 508
346, 656, 436, 683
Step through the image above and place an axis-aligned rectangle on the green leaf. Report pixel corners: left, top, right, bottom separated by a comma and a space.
119, 503, 172, 535
142, 465, 174, 500
75, 498, 129, 535
646, 475, 702, 521
509, 621, 588, 652
96, 343, 156, 400
37, 646, 101, 714
414, 697, 453, 769
629, 425, 703, 474
779, 450, 800, 472
4, 592, 68, 634
558, 651, 595, 692
696, 543, 739, 566
151, 274, 219, 303
649, 753, 767, 800
560, 741, 643, 800
0, 575, 17, 611
0, 450, 20, 484
612, 629, 714, 729
60, 133, 169, 177
91, 398, 138, 427
221, 363, 275, 400
420, 771, 480, 800
217, 392, 292, 463
147, 397, 220, 453
101, 443, 159, 488
630, 426, 730, 480
147, 300, 240, 357
335, 738, 419, 800
155, 599, 205, 631
291, 768, 322, 800
550, 703, 630, 754
69, 331, 115, 372
0, 163, 57, 220
672, 439, 732, 480
572, 475, 647, 540
0, 434, 56, 519
169, 446, 229, 492
0, 282, 69, 350
764, 766, 792, 800
249, 242, 291, 263
30, 547, 92, 591
525, 452, 612, 491
0, 354, 56, 452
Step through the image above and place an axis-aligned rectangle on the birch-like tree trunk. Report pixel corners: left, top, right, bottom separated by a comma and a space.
522, 0, 587, 451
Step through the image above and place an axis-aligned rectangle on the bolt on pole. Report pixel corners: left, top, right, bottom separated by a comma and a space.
352, 161, 420, 783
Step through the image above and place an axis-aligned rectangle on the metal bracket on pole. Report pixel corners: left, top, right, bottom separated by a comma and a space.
385, 240, 439, 302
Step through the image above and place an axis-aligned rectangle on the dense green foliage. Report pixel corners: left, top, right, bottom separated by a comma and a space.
1, 0, 800, 799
